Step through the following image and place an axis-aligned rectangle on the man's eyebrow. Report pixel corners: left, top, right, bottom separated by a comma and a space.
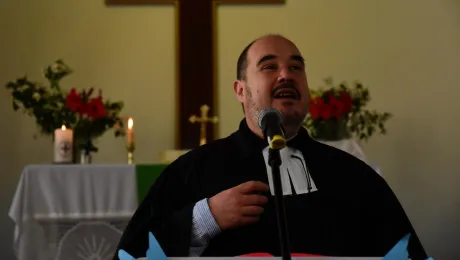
291, 55, 305, 66
256, 54, 305, 66
257, 55, 277, 66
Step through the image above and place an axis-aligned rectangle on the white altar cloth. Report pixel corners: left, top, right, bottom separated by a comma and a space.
9, 164, 138, 260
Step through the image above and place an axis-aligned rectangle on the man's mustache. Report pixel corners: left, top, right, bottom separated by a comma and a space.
271, 82, 301, 99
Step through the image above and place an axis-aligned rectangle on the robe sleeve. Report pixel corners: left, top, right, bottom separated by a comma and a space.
113, 156, 200, 259
362, 168, 428, 260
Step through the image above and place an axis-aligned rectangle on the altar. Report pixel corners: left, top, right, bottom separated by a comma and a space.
8, 164, 166, 260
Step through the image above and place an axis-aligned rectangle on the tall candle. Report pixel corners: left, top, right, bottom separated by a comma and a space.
54, 125, 73, 163
127, 118, 134, 145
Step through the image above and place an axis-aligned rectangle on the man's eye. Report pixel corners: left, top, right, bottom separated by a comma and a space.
263, 64, 277, 70
290, 65, 302, 70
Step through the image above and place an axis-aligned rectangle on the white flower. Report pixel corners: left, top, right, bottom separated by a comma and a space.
51, 63, 61, 73
18, 84, 28, 92
32, 92, 41, 101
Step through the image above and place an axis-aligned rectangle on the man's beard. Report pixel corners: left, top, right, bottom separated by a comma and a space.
283, 110, 306, 128
244, 88, 308, 138
245, 87, 261, 128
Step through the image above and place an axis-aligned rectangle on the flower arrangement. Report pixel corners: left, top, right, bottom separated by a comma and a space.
5, 59, 125, 153
303, 77, 392, 142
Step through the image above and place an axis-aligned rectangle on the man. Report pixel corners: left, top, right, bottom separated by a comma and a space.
114, 34, 428, 259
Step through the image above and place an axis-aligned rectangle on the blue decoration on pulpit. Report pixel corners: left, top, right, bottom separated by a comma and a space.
118, 249, 135, 260
383, 233, 410, 260
146, 232, 168, 260
118, 232, 167, 260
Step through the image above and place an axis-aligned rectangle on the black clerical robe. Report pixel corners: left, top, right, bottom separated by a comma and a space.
114, 119, 428, 259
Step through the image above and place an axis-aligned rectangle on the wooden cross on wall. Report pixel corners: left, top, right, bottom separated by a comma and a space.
106, 0, 285, 149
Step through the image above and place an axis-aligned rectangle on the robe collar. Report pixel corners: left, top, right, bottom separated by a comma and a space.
235, 118, 314, 158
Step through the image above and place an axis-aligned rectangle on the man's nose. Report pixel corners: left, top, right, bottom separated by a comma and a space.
277, 66, 294, 82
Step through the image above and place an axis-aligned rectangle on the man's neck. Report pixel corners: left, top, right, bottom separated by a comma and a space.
283, 125, 301, 140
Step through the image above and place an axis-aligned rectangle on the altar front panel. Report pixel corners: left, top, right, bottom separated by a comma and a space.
8, 164, 164, 260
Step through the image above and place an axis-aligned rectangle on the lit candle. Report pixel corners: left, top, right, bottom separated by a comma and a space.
54, 125, 73, 163
127, 118, 134, 145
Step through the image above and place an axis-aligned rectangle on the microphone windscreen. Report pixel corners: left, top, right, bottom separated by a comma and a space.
258, 108, 283, 130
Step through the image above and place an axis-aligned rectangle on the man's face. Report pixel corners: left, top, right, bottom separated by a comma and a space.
234, 36, 310, 133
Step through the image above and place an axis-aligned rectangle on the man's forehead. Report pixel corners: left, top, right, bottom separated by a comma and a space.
247, 37, 302, 64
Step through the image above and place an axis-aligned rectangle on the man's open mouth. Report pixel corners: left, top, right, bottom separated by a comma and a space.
272, 86, 300, 100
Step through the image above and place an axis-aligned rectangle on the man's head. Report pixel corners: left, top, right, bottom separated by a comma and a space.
234, 34, 310, 139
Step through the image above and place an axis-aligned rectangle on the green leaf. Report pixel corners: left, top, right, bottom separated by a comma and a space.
5, 81, 17, 89
367, 126, 374, 137
12, 101, 19, 111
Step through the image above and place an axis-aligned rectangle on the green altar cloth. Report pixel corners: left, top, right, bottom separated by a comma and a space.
135, 164, 168, 203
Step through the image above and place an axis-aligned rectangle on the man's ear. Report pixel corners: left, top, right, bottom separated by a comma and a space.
233, 80, 245, 103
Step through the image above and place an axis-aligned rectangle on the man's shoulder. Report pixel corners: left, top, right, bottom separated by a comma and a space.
310, 139, 364, 163
307, 140, 393, 201
309, 139, 380, 180
148, 134, 240, 194
169, 133, 240, 169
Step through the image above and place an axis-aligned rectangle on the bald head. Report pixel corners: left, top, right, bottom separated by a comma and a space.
236, 34, 302, 81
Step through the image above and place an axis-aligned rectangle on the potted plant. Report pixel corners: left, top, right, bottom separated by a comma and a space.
303, 77, 392, 161
5, 59, 126, 162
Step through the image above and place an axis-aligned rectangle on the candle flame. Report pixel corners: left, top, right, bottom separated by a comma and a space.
61, 125, 66, 130
128, 118, 133, 129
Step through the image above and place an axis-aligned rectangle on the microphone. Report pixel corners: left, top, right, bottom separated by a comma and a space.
258, 108, 292, 260
258, 108, 287, 150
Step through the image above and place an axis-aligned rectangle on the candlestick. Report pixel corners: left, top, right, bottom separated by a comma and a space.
54, 125, 73, 163
127, 142, 135, 164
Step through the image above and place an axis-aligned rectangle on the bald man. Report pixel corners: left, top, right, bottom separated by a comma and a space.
114, 35, 428, 260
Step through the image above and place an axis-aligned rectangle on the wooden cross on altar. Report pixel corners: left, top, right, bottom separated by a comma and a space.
189, 104, 218, 146
106, 0, 286, 149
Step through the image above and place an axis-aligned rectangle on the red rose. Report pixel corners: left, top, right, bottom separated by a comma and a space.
320, 103, 333, 120
310, 96, 334, 120
87, 96, 106, 120
339, 91, 352, 114
309, 97, 322, 120
66, 88, 85, 114
328, 93, 344, 119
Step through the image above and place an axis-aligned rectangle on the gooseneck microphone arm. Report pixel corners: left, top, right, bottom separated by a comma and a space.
258, 108, 291, 260
268, 141, 291, 260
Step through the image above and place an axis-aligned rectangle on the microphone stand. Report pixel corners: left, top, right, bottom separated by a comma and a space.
268, 146, 291, 260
